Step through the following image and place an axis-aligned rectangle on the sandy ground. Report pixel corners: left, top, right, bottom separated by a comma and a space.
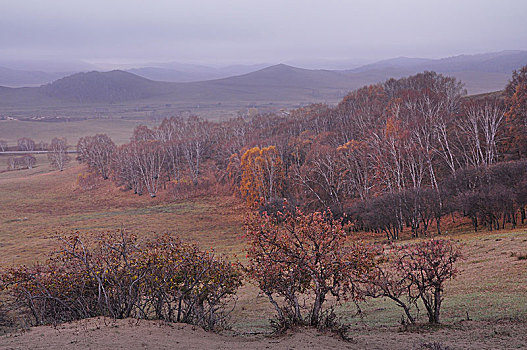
1, 317, 526, 350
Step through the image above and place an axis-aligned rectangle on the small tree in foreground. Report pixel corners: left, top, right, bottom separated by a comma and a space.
357, 245, 417, 324
359, 239, 462, 324
245, 208, 375, 329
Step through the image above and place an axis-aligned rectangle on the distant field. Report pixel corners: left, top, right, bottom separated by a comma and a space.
0, 161, 525, 335
0, 100, 261, 121
0, 118, 160, 146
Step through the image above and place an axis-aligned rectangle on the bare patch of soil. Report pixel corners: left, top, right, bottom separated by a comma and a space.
1, 317, 526, 350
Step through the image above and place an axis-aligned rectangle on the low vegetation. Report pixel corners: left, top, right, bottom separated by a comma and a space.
0, 231, 242, 331
0, 216, 461, 332
358, 239, 462, 325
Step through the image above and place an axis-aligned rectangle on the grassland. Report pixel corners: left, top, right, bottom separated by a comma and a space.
0, 118, 160, 146
0, 159, 247, 267
0, 156, 526, 344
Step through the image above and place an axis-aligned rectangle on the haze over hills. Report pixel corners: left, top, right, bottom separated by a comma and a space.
351, 50, 527, 73
0, 59, 96, 87
0, 66, 71, 87
0, 61, 272, 87
0, 65, 355, 106
339, 50, 527, 94
1, 50, 525, 88
126, 63, 270, 83
0, 50, 526, 117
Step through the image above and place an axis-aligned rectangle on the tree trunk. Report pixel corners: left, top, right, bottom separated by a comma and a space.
388, 296, 415, 324
266, 291, 286, 326
433, 288, 442, 324
310, 290, 326, 327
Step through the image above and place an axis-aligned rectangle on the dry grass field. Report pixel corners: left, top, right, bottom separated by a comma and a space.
0, 119, 159, 147
0, 156, 526, 349
0, 159, 247, 267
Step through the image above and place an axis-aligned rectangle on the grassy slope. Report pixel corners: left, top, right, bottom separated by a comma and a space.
0, 160, 525, 333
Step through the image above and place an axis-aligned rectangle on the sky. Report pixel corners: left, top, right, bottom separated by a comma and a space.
1, 0, 526, 69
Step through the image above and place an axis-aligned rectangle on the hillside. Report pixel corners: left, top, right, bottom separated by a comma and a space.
346, 50, 527, 93
0, 65, 358, 108
1, 159, 526, 349
176, 64, 356, 102
351, 50, 527, 73
41, 70, 172, 104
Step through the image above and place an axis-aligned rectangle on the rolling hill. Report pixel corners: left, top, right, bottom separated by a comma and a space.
0, 50, 526, 117
41, 70, 172, 104
0, 65, 361, 107
352, 50, 527, 74
344, 50, 527, 93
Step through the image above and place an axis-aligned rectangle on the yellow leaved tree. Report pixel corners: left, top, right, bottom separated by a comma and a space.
239, 146, 284, 207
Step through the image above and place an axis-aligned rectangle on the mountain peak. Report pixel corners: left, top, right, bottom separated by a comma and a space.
42, 70, 163, 103
49, 69, 151, 83
259, 63, 297, 72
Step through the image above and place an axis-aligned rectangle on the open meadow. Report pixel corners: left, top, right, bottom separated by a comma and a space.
0, 158, 247, 266
0, 153, 526, 349
0, 118, 159, 147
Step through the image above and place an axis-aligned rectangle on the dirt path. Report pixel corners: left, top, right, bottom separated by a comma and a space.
1, 318, 526, 350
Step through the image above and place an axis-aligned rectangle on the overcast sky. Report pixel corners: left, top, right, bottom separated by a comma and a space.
1, 0, 526, 68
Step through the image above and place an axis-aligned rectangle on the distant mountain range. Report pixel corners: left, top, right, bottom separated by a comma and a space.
351, 50, 527, 74
0, 65, 357, 106
0, 50, 526, 115
0, 62, 271, 87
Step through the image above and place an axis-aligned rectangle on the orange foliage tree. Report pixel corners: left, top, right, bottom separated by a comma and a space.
504, 65, 527, 158
239, 146, 284, 206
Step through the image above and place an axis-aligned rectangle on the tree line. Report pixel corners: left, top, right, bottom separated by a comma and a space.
77, 66, 527, 237
3, 137, 70, 171
0, 137, 50, 152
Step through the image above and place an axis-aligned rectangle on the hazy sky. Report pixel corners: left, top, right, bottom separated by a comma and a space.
1, 0, 526, 68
